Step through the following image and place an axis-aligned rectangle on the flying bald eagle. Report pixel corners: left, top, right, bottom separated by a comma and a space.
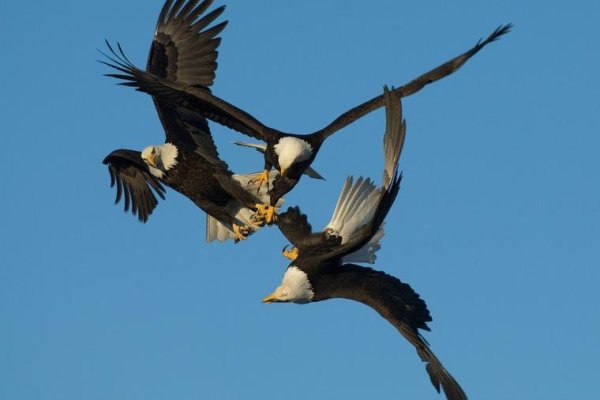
102, 0, 278, 242
102, 9, 511, 223
263, 89, 467, 400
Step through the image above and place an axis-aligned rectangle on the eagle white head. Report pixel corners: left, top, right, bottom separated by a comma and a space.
141, 143, 179, 178
273, 137, 313, 177
262, 266, 315, 304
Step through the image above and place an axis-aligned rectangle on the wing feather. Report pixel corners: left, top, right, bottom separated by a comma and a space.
321, 264, 467, 400
317, 24, 512, 140
277, 207, 341, 255
101, 47, 269, 142
148, 0, 226, 88
324, 177, 383, 264
382, 86, 405, 188
103, 149, 166, 223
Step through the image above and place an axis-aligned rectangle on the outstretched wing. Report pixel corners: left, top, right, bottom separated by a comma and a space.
146, 0, 227, 152
101, 1, 236, 167
321, 264, 466, 400
102, 46, 271, 143
317, 24, 512, 139
103, 149, 167, 223
148, 0, 227, 88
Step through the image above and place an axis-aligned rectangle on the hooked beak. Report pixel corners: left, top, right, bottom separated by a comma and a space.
144, 153, 158, 169
262, 292, 278, 303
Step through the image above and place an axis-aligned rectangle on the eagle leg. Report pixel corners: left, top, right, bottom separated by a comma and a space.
254, 203, 278, 225
248, 169, 270, 195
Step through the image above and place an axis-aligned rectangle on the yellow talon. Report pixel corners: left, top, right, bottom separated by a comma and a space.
282, 245, 299, 261
255, 203, 278, 225
232, 223, 249, 242
265, 206, 277, 224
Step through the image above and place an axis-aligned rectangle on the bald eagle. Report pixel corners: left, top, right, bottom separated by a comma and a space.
263, 89, 467, 400
102, 0, 278, 242
102, 8, 511, 223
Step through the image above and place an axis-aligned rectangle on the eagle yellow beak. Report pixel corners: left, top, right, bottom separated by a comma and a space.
144, 153, 158, 168
262, 292, 278, 303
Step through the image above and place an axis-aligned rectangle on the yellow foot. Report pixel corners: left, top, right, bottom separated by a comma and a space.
232, 223, 250, 242
248, 214, 266, 228
255, 203, 277, 225
248, 169, 270, 195
282, 245, 299, 261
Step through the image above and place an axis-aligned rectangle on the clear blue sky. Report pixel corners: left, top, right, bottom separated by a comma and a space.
1, 1, 599, 399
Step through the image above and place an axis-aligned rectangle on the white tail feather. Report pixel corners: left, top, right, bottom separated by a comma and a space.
341, 225, 385, 264
206, 214, 234, 242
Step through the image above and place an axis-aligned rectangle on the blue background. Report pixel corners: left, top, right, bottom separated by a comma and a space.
2, 1, 599, 399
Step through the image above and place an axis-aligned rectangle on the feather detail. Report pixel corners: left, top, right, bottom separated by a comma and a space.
325, 176, 383, 263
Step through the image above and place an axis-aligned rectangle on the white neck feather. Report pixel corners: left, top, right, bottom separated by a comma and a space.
274, 137, 313, 172
147, 166, 164, 179
158, 143, 178, 170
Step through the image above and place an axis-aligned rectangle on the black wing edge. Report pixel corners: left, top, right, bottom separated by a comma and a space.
332, 263, 467, 400
98, 40, 152, 90
103, 149, 166, 223
395, 324, 468, 400
416, 331, 468, 400
98, 41, 270, 142
317, 23, 513, 140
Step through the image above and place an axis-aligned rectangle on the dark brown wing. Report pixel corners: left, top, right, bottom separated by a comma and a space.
101, 44, 233, 170
102, 46, 271, 143
148, 0, 227, 87
277, 206, 342, 256
100, 0, 235, 163
381, 86, 405, 188
317, 24, 513, 140
319, 264, 466, 400
103, 149, 166, 223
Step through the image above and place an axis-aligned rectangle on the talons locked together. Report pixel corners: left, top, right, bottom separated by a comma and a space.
255, 203, 277, 225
